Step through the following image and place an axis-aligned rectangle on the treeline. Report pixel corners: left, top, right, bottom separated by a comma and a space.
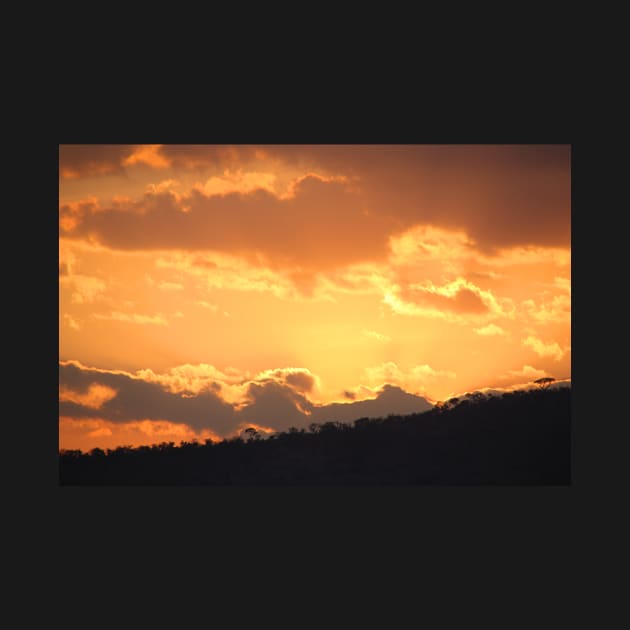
59, 387, 570, 485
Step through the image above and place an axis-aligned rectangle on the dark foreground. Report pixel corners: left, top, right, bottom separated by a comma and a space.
59, 387, 570, 485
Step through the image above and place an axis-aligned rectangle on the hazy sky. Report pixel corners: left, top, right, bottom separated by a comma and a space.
59, 144, 571, 451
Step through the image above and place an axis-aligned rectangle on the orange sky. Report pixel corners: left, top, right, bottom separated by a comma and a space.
59, 144, 571, 451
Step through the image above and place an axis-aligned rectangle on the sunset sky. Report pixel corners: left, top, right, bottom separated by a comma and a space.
59, 145, 571, 451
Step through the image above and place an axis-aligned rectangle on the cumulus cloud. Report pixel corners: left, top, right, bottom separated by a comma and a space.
59, 361, 437, 445
145, 179, 181, 195
363, 362, 456, 394
136, 363, 244, 401
193, 169, 277, 197
239, 380, 314, 431
250, 367, 319, 395
474, 323, 507, 336
522, 294, 571, 324
522, 335, 566, 361
59, 361, 237, 433
383, 277, 512, 322
284, 371, 316, 393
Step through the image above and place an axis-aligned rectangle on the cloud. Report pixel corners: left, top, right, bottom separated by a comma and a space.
197, 301, 219, 312
59, 175, 394, 268
59, 274, 107, 304
129, 364, 319, 410
522, 294, 571, 324
64, 314, 81, 331
554, 276, 571, 292
59, 361, 435, 446
59, 145, 180, 179
93, 311, 169, 326
522, 335, 566, 361
482, 246, 571, 268
284, 371, 316, 393
311, 385, 432, 424
362, 329, 391, 342
59, 417, 222, 451
239, 380, 314, 431
158, 145, 265, 170
389, 224, 475, 267
383, 277, 512, 322
193, 169, 278, 197
145, 179, 181, 195
504, 365, 549, 381
123, 145, 171, 169
61, 145, 570, 255
59, 145, 134, 179
251, 367, 319, 395
474, 323, 507, 336
59, 383, 117, 409
59, 197, 101, 231
258, 144, 571, 252
363, 362, 456, 394
156, 251, 322, 302
59, 361, 237, 433
136, 363, 246, 401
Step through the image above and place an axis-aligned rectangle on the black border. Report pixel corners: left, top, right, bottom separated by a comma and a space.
47, 95, 590, 601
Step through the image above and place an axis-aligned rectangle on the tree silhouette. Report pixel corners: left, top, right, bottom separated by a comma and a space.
60, 386, 570, 485
242, 427, 261, 442
534, 377, 555, 389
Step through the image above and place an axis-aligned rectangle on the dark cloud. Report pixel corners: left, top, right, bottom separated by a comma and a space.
159, 145, 262, 170
284, 372, 315, 393
60, 363, 434, 438
59, 145, 264, 179
59, 362, 236, 433
259, 144, 571, 252
61, 145, 569, 265
342, 391, 356, 400
61, 176, 393, 268
239, 381, 314, 432
311, 385, 432, 424
400, 286, 489, 314
59, 145, 134, 178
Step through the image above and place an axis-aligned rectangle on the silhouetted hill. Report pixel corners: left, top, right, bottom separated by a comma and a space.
59, 386, 570, 485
